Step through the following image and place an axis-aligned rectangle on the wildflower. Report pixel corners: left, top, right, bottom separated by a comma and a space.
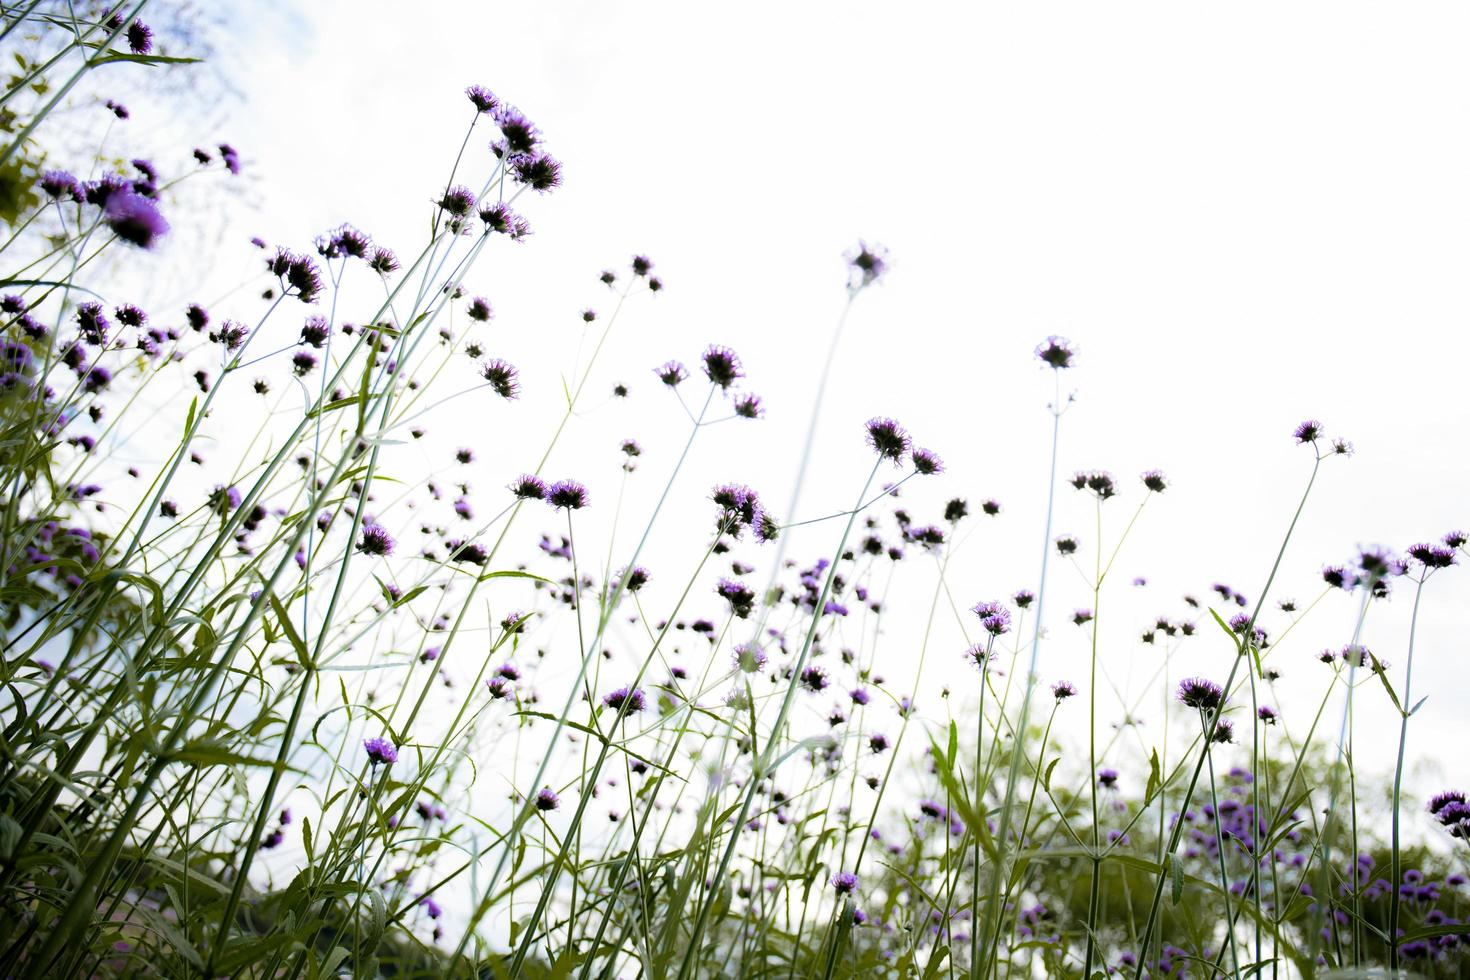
546, 480, 589, 510
511, 152, 563, 192
509, 474, 547, 500
1293, 419, 1323, 444
972, 600, 1011, 636
800, 665, 828, 692
1445, 530, 1468, 549
492, 104, 541, 155
912, 447, 944, 475
734, 393, 763, 418
865, 417, 910, 463
846, 241, 888, 287
535, 787, 560, 811
869, 732, 889, 753
364, 736, 398, 766
1014, 589, 1036, 608
480, 201, 528, 238
1097, 768, 1119, 788
655, 360, 688, 386
716, 578, 756, 618
1322, 565, 1349, 589
1408, 542, 1456, 569
711, 483, 760, 529
602, 686, 646, 714
76, 303, 110, 345
368, 247, 399, 275
1211, 720, 1235, 744
1257, 706, 1278, 724
126, 20, 152, 54
831, 871, 859, 895
466, 84, 499, 113
219, 143, 241, 174
1331, 438, 1353, 455
701, 345, 743, 388
734, 644, 767, 673
480, 359, 519, 398
358, 521, 395, 556
620, 565, 650, 592
105, 99, 129, 119
104, 189, 169, 249
964, 644, 991, 671
849, 687, 869, 706
39, 170, 78, 200
1141, 469, 1167, 492
1052, 680, 1076, 701
944, 498, 968, 522
438, 185, 476, 217
449, 540, 489, 565
1035, 335, 1075, 369
291, 351, 316, 376
300, 316, 330, 347
1177, 677, 1224, 710
632, 255, 653, 276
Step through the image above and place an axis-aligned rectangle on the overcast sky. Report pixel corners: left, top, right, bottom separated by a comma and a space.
187, 1, 1470, 796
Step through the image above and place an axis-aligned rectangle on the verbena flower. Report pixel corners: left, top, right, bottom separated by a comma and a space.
971, 600, 1011, 636
865, 417, 910, 463
439, 185, 477, 217
846, 241, 887, 288
733, 643, 767, 673
1177, 677, 1223, 710
535, 787, 560, 811
492, 104, 540, 155
466, 84, 499, 113
358, 521, 395, 557
363, 736, 398, 766
126, 20, 152, 54
1035, 335, 1075, 369
831, 871, 859, 895
104, 189, 169, 249
701, 345, 743, 389
799, 666, 828, 692
510, 475, 547, 500
480, 359, 519, 398
602, 686, 646, 713
546, 480, 589, 510
1052, 680, 1076, 701
655, 360, 688, 387
1097, 768, 1119, 788
716, 577, 756, 618
1141, 469, 1167, 492
511, 153, 563, 193
912, 447, 944, 475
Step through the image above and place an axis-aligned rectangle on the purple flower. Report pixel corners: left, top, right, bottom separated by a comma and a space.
1177, 677, 1223, 710
1097, 768, 1119, 788
1035, 336, 1075, 369
39, 170, 78, 200
358, 521, 395, 557
799, 665, 828, 692
546, 480, 589, 510
701, 345, 743, 389
869, 732, 889, 753
509, 474, 547, 500
492, 105, 541, 155
364, 736, 398, 766
126, 20, 152, 54
865, 417, 910, 463
438, 185, 477, 217
369, 247, 399, 275
971, 600, 1011, 636
511, 153, 563, 193
1257, 706, 1278, 724
300, 316, 330, 347
733, 643, 766, 673
846, 241, 888, 287
480, 359, 519, 399
291, 351, 316, 376
733, 393, 763, 419
602, 686, 646, 714
1141, 469, 1167, 493
911, 447, 944, 475
535, 787, 560, 811
655, 360, 688, 387
716, 577, 756, 618
1408, 542, 1457, 569
831, 871, 859, 895
1052, 680, 1077, 701
466, 85, 499, 114
104, 189, 169, 249
631, 255, 653, 276
1293, 419, 1323, 443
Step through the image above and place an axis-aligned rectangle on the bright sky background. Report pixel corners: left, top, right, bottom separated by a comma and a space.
177, 1, 1470, 805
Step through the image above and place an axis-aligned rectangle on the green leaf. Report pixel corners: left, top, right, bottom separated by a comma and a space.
946, 720, 958, 768
89, 52, 203, 67
1145, 747, 1162, 802
1170, 854, 1184, 905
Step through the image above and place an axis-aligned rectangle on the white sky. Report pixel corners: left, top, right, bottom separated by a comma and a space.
179, 1, 1470, 805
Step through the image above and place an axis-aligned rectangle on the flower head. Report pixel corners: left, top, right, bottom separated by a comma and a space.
466, 85, 499, 114
480, 359, 519, 399
912, 447, 944, 475
1141, 470, 1167, 493
1293, 420, 1323, 444
846, 241, 888, 288
535, 787, 560, 811
509, 474, 547, 500
831, 871, 860, 895
546, 480, 589, 510
363, 736, 398, 766
1052, 680, 1077, 701
1035, 336, 1075, 369
655, 360, 688, 387
865, 417, 910, 463
126, 20, 152, 54
701, 345, 743, 389
104, 189, 169, 249
602, 686, 646, 714
1177, 677, 1224, 710
358, 520, 395, 557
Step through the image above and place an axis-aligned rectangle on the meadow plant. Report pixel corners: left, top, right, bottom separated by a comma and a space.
0, 6, 1467, 979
